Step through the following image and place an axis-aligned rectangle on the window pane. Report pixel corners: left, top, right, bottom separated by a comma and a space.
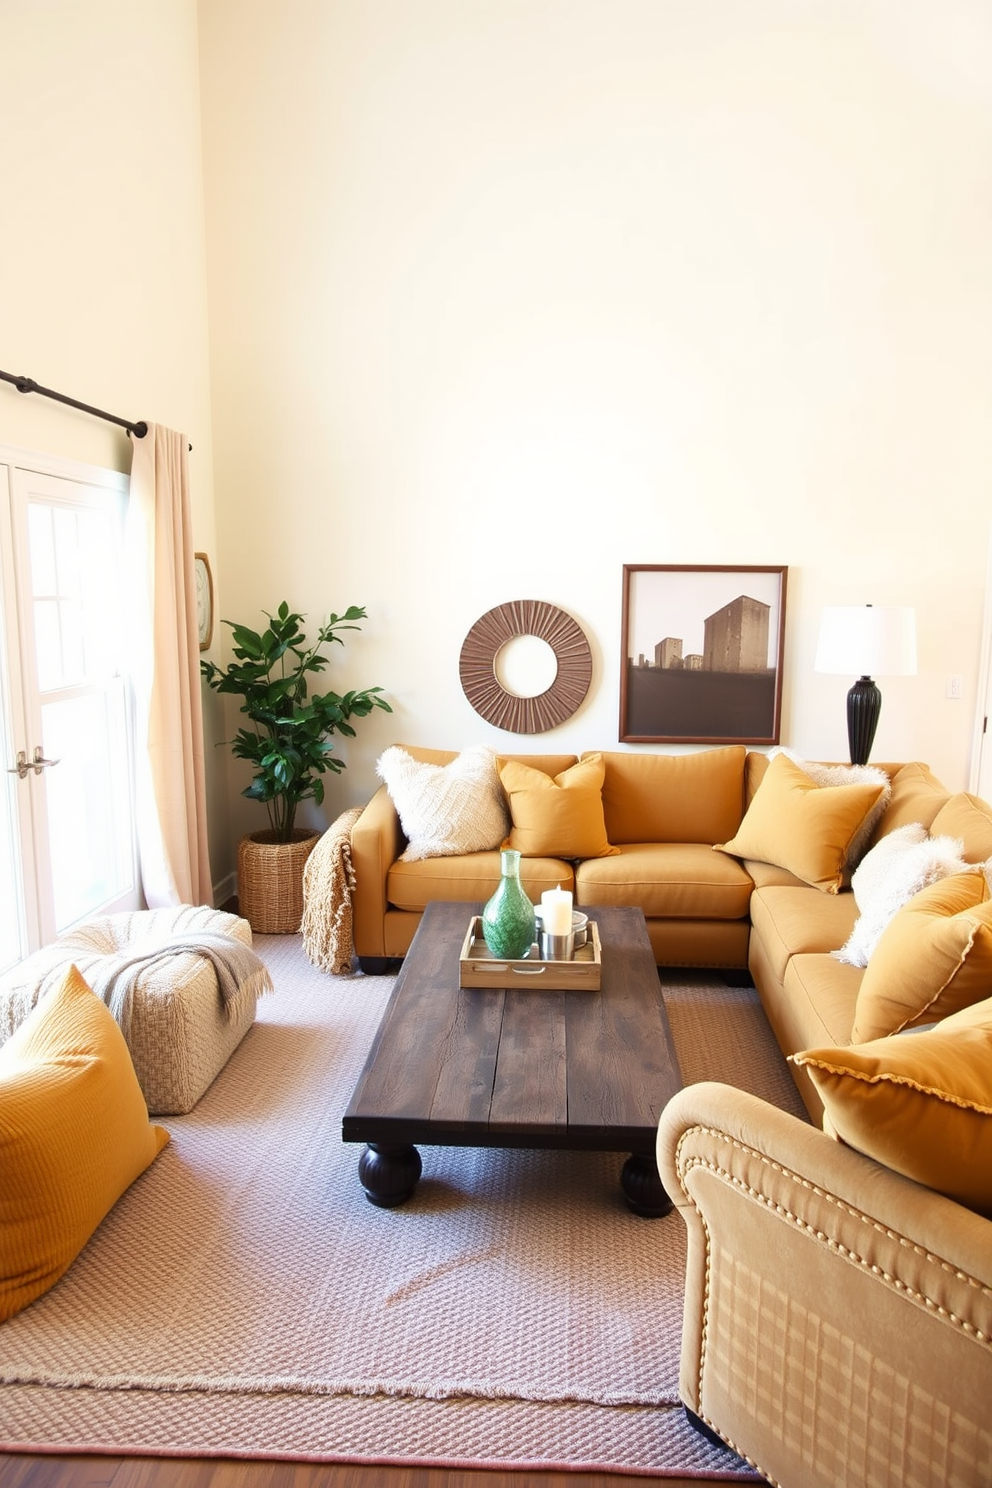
42, 685, 133, 931
33, 598, 63, 692
53, 507, 82, 599
7, 458, 138, 957
59, 597, 85, 682
29, 501, 122, 691
27, 503, 56, 596
79, 512, 118, 677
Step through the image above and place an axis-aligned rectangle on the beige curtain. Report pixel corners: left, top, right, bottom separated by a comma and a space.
127, 424, 213, 908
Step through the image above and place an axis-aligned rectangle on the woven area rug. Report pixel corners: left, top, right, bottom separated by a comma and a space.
0, 934, 808, 1476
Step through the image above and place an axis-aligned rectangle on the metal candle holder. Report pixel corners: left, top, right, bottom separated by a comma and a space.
539, 929, 575, 961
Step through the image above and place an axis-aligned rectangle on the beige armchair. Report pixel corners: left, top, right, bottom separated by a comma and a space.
656, 1081, 992, 1488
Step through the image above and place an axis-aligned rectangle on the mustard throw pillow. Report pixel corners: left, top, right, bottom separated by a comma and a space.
0, 963, 170, 1322
499, 753, 619, 859
714, 751, 887, 894
851, 872, 992, 1042
791, 996, 992, 1217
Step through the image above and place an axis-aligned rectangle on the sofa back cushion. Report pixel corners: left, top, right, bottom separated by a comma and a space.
393, 744, 579, 777
744, 748, 770, 807
867, 761, 950, 844
495, 751, 580, 777
928, 793, 992, 864
747, 757, 948, 821
595, 746, 747, 845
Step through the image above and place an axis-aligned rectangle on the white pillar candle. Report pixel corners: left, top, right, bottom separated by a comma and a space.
541, 886, 572, 936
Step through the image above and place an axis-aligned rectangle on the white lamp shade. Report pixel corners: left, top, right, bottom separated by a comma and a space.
814, 606, 917, 678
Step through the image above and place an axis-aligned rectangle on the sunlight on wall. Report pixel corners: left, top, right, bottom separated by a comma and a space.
198, 0, 992, 856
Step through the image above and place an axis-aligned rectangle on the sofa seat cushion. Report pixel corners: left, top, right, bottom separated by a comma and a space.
749, 885, 859, 985
575, 843, 752, 920
742, 859, 809, 890
781, 953, 865, 1051
386, 852, 573, 913
596, 746, 747, 845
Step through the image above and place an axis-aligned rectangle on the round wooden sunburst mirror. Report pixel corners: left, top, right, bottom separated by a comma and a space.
458, 600, 593, 733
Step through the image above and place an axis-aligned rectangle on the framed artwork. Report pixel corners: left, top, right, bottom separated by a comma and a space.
619, 565, 787, 745
194, 553, 214, 651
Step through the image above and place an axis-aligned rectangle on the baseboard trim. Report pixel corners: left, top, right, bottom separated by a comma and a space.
213, 871, 237, 911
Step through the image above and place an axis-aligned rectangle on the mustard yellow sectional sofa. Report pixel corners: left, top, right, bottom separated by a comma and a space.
352, 743, 760, 973
353, 742, 992, 1486
652, 752, 992, 1486
352, 743, 970, 993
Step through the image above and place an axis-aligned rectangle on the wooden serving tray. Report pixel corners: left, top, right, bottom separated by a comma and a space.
459, 915, 602, 991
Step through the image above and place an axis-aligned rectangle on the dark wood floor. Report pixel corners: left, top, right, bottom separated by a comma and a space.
0, 1460, 710, 1488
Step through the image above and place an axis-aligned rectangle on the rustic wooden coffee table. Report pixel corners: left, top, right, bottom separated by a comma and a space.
342, 900, 682, 1216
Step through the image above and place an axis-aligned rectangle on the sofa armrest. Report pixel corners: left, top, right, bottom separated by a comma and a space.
656, 1082, 992, 1487
350, 784, 405, 960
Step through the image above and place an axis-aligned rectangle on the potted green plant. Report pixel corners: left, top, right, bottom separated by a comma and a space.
202, 601, 391, 932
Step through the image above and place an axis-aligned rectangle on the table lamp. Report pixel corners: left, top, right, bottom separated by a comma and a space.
814, 605, 917, 765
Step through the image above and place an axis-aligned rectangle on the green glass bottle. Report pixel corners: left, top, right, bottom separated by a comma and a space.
481, 848, 535, 959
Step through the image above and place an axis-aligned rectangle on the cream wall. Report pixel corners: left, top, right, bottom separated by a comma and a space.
197, 0, 992, 872
4, 2, 990, 898
0, 0, 231, 889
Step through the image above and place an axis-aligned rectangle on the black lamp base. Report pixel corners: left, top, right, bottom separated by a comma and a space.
847, 675, 881, 766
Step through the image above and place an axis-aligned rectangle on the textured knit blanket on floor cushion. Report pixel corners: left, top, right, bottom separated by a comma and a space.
0, 906, 269, 1114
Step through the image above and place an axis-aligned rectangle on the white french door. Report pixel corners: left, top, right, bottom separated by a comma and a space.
0, 450, 141, 974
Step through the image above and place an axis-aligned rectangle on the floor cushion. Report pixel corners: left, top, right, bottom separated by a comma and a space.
0, 906, 262, 1115
0, 963, 169, 1321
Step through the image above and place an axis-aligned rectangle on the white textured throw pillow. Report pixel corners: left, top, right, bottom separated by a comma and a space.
771, 748, 891, 869
376, 746, 510, 862
833, 822, 973, 967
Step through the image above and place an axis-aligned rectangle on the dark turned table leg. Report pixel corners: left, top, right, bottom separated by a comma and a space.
357, 1143, 423, 1207
621, 1151, 673, 1218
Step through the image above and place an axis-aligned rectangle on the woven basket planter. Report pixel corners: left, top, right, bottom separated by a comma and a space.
237, 829, 320, 935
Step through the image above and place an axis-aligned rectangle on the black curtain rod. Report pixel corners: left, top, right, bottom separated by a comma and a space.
0, 368, 147, 439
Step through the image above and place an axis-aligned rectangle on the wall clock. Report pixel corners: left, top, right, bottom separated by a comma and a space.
459, 599, 593, 733
194, 553, 213, 651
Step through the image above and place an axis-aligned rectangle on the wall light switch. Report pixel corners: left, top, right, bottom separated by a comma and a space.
947, 675, 964, 699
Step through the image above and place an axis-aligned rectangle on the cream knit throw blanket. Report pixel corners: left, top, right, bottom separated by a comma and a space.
6, 931, 272, 1046
301, 806, 363, 975
83, 932, 273, 1043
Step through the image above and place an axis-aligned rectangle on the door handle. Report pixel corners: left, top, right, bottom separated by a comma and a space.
6, 747, 60, 779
